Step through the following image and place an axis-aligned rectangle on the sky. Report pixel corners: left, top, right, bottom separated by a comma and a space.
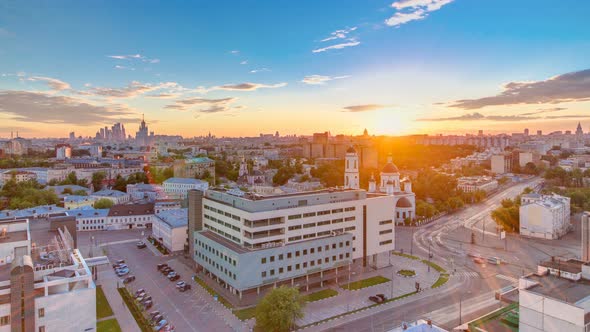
1, 0, 590, 138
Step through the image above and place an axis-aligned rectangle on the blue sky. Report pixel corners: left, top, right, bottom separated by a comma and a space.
1, 0, 589, 137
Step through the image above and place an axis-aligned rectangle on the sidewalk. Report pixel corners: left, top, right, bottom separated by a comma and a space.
96, 266, 141, 332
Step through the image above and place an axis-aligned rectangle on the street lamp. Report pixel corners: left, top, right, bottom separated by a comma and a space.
459, 290, 471, 325
389, 253, 394, 299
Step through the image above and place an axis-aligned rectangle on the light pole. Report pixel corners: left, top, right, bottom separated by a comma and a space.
427, 240, 431, 272
410, 227, 414, 255
389, 252, 394, 299
459, 290, 471, 325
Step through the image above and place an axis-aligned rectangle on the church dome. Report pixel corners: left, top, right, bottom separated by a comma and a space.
396, 197, 412, 208
382, 162, 399, 173
346, 146, 356, 153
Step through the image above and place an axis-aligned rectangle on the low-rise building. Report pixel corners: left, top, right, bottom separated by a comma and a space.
0, 218, 96, 331
91, 189, 131, 204
457, 176, 498, 193
173, 157, 215, 179
519, 260, 590, 332
127, 183, 166, 201
520, 193, 571, 239
163, 177, 208, 199
106, 203, 155, 230
152, 208, 188, 252
0, 170, 36, 186
64, 195, 99, 210
491, 154, 512, 174
67, 208, 109, 231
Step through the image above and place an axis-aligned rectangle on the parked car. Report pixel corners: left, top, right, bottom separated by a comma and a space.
141, 296, 152, 303
154, 320, 168, 331
135, 292, 146, 299
143, 300, 153, 310
116, 268, 130, 276
157, 264, 168, 271
369, 296, 383, 304
116, 259, 125, 265
376, 294, 386, 302
487, 257, 502, 265
179, 284, 191, 292
149, 311, 160, 318
161, 268, 173, 275
123, 275, 136, 284
151, 314, 163, 323
135, 289, 145, 296
136, 241, 147, 249
175, 281, 186, 289
169, 275, 180, 281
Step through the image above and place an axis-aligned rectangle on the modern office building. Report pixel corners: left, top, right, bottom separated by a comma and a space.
189, 187, 395, 298
519, 193, 571, 239
582, 212, 590, 262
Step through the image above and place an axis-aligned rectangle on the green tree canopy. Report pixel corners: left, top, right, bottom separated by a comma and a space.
255, 286, 305, 332
93, 198, 113, 209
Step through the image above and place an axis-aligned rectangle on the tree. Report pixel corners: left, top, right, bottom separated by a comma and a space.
62, 188, 74, 195
255, 286, 305, 332
91, 172, 106, 191
93, 198, 113, 209
113, 175, 127, 192
73, 189, 88, 196
273, 167, 295, 186
416, 200, 437, 218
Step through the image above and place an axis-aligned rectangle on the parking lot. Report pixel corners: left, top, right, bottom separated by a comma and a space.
103, 241, 239, 332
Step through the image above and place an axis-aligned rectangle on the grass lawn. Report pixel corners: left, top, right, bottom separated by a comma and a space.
392, 252, 420, 260
421, 260, 446, 273
97, 318, 122, 332
340, 276, 390, 291
432, 273, 450, 288
233, 306, 257, 321
397, 269, 416, 277
117, 288, 152, 332
303, 289, 338, 302
96, 286, 114, 319
194, 276, 234, 309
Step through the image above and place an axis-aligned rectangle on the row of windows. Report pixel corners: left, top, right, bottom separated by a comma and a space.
287, 206, 356, 220
261, 241, 351, 264
196, 252, 237, 280
287, 217, 355, 231
379, 239, 393, 245
379, 219, 393, 225
287, 226, 356, 242
379, 229, 393, 235
204, 204, 241, 221
80, 226, 104, 230
261, 253, 351, 279
204, 224, 241, 243
204, 214, 241, 232
196, 239, 238, 266
78, 219, 105, 225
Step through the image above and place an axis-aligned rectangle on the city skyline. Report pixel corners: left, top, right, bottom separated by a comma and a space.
1, 0, 590, 138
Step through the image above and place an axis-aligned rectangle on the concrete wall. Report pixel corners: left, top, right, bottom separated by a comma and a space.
35, 286, 96, 332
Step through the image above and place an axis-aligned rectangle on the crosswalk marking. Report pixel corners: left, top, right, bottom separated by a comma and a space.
496, 274, 518, 283
453, 271, 479, 278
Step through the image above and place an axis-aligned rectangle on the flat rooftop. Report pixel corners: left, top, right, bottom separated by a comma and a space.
525, 274, 590, 305
205, 188, 368, 213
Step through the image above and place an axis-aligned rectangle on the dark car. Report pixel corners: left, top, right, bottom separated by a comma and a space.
179, 284, 192, 292
161, 268, 173, 275
376, 294, 386, 301
136, 241, 147, 249
169, 275, 180, 281
135, 289, 145, 296
152, 314, 163, 323
157, 264, 168, 271
149, 311, 160, 318
143, 300, 153, 310
369, 296, 383, 304
123, 275, 136, 284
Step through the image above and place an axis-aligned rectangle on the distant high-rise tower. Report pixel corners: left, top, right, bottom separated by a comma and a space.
582, 212, 590, 262
344, 146, 359, 189
136, 114, 150, 146
524, 128, 529, 136
537, 130, 542, 136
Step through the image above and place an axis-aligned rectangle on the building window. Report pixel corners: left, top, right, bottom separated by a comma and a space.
303, 262, 307, 268
287, 265, 292, 272
38, 308, 45, 318
270, 269, 275, 276
296, 251, 300, 257
303, 249, 307, 255
379, 239, 393, 245
379, 220, 393, 225
310, 248, 315, 254
379, 229, 393, 235
296, 263, 300, 270
270, 256, 275, 262
279, 254, 284, 260
261, 271, 267, 278
261, 257, 267, 264
279, 267, 284, 274
287, 252, 292, 259
39, 327, 45, 332
0, 316, 9, 326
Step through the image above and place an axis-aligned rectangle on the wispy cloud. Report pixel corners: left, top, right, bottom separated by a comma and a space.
0, 28, 12, 37
84, 81, 179, 98
240, 60, 248, 65
195, 82, 287, 93
449, 69, 590, 110
0, 90, 137, 125
519, 107, 567, 116
301, 75, 350, 85
229, 50, 240, 55
25, 76, 71, 91
250, 68, 271, 74
114, 65, 135, 71
385, 0, 454, 27
165, 97, 238, 114
320, 27, 358, 42
342, 104, 387, 112
312, 40, 360, 53
417, 111, 590, 122
107, 54, 160, 64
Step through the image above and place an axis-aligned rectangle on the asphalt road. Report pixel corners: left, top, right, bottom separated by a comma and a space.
324, 178, 547, 331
